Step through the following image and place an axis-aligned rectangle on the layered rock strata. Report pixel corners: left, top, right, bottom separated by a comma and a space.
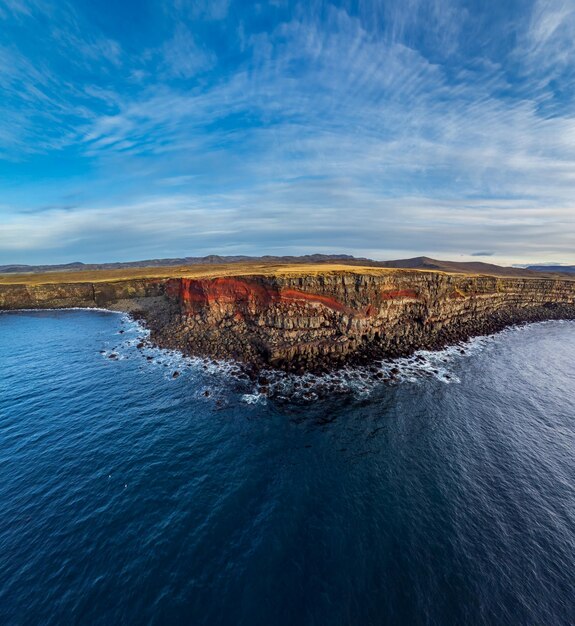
3, 269, 574, 372
0, 279, 167, 311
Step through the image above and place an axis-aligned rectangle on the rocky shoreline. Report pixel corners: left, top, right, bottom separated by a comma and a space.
136, 271, 575, 374
2, 269, 575, 374
140, 298, 575, 376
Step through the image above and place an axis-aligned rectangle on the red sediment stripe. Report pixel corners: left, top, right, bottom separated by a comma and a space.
179, 278, 274, 306
172, 278, 353, 314
278, 289, 349, 312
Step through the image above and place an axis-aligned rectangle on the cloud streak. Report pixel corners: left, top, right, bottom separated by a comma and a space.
1, 0, 575, 264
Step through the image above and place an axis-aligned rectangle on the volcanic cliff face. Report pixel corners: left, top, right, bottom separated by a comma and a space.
2, 270, 575, 372
150, 271, 575, 372
0, 279, 167, 311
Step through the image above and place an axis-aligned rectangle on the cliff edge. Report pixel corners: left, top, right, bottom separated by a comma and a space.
2, 264, 575, 372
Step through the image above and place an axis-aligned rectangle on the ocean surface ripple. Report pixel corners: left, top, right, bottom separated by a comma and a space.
1, 310, 574, 625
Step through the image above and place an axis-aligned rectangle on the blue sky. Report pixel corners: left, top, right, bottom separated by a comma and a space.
1, 0, 575, 265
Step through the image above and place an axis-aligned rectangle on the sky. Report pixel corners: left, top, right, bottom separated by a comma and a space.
1, 0, 575, 265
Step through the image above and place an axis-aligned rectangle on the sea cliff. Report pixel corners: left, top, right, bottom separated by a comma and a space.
2, 267, 575, 372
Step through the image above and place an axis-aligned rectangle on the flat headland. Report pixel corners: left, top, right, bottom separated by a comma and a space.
2, 257, 575, 373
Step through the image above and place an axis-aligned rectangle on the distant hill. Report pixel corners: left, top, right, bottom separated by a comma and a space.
370, 256, 563, 278
527, 265, 575, 274
2, 254, 573, 280
0, 254, 362, 275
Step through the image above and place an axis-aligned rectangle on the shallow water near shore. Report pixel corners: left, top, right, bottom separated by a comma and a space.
1, 310, 574, 625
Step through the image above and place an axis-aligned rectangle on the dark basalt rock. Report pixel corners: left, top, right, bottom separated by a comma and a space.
2, 269, 575, 373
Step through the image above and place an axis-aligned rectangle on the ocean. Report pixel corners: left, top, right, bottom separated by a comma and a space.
1, 310, 574, 625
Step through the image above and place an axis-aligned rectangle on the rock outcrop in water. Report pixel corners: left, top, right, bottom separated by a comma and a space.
2, 268, 575, 372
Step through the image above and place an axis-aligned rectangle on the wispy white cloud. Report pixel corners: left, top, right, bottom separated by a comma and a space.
2, 1, 575, 264
3, 187, 575, 265
513, 0, 575, 94
189, 0, 230, 21
0, 0, 34, 19
160, 23, 216, 78
523, 0, 575, 58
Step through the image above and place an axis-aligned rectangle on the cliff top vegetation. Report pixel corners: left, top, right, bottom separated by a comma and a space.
1, 260, 573, 286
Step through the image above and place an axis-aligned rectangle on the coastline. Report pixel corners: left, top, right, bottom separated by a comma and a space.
140, 302, 575, 375
137, 271, 575, 374
2, 264, 575, 374
4, 306, 574, 403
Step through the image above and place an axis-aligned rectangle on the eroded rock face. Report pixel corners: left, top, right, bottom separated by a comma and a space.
0, 279, 166, 311
151, 272, 575, 372
2, 270, 575, 372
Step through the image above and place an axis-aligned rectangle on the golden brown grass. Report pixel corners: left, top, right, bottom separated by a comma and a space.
0, 261, 564, 286
0, 262, 441, 285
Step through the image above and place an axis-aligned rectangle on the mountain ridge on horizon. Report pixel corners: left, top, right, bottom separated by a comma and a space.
1, 254, 573, 280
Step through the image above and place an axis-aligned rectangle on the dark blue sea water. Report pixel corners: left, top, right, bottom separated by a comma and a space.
1, 310, 574, 626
